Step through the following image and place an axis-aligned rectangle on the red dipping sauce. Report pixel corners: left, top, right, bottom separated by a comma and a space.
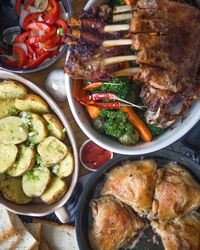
80, 140, 113, 170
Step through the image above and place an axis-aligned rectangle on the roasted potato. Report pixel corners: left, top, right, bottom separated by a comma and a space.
1, 178, 32, 204
43, 114, 65, 141
29, 113, 48, 144
37, 136, 68, 166
15, 94, 49, 114
22, 167, 51, 197
41, 177, 68, 205
7, 145, 35, 177
0, 80, 27, 100
53, 151, 74, 178
0, 99, 18, 119
0, 116, 28, 144
0, 143, 18, 174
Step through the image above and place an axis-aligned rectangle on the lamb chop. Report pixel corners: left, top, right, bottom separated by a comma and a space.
65, 0, 200, 127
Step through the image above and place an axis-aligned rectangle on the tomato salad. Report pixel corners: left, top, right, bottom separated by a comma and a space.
2, 0, 68, 69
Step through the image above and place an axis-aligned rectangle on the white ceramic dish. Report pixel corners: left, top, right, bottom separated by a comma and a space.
65, 0, 200, 155
0, 70, 79, 223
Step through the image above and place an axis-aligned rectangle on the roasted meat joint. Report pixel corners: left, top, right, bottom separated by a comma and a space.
65, 0, 200, 130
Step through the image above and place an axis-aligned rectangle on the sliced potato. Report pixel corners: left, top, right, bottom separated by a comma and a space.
0, 143, 18, 174
15, 94, 49, 114
7, 145, 35, 177
41, 177, 68, 205
43, 114, 65, 141
1, 178, 32, 204
0, 80, 27, 100
37, 136, 68, 166
22, 167, 51, 197
0, 99, 18, 119
29, 113, 48, 144
0, 116, 28, 144
53, 151, 74, 178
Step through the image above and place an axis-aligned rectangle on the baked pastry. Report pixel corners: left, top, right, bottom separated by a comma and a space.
151, 163, 200, 222
89, 195, 146, 250
151, 212, 200, 250
101, 159, 157, 216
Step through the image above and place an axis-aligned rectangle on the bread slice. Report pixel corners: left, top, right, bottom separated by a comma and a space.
0, 206, 16, 243
9, 212, 38, 250
25, 223, 42, 250
33, 219, 79, 250
40, 238, 51, 250
0, 234, 19, 250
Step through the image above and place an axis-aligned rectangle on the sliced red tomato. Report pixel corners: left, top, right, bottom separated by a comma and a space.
43, 0, 60, 25
43, 35, 61, 49
27, 51, 51, 69
12, 47, 28, 68
23, 13, 41, 30
50, 47, 60, 57
56, 19, 68, 34
24, 0, 35, 10
3, 59, 17, 68
27, 22, 51, 32
28, 26, 57, 44
15, 0, 22, 16
15, 31, 30, 43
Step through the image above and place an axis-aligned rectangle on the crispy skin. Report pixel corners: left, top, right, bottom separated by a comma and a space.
151, 212, 200, 250
101, 159, 157, 216
151, 163, 200, 222
89, 195, 146, 250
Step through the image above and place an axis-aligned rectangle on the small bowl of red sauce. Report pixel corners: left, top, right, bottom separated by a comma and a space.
79, 139, 113, 171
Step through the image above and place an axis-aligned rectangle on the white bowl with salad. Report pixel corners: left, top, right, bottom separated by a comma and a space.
64, 0, 200, 155
0, 0, 70, 73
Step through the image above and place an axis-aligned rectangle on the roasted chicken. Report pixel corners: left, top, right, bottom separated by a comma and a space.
101, 159, 157, 216
151, 212, 200, 250
150, 163, 200, 222
89, 195, 146, 250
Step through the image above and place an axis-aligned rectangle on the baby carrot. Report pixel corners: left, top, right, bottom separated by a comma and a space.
122, 107, 152, 142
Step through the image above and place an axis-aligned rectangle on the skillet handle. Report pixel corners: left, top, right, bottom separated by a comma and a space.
55, 206, 71, 224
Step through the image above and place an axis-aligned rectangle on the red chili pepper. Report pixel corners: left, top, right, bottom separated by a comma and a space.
15, 31, 30, 43
12, 47, 28, 68
27, 22, 51, 32
27, 51, 51, 69
15, 0, 22, 16
56, 19, 68, 34
23, 13, 41, 30
78, 93, 117, 102
43, 0, 60, 25
82, 101, 121, 110
43, 35, 61, 49
24, 0, 35, 10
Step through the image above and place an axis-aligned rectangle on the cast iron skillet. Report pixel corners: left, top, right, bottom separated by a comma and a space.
76, 149, 200, 250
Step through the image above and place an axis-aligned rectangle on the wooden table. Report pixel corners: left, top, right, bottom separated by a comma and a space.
21, 1, 91, 175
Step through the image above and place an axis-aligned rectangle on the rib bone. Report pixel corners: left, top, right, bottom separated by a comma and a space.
113, 5, 132, 13
113, 13, 132, 22
103, 39, 132, 47
114, 67, 141, 76
104, 24, 129, 32
104, 55, 137, 65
